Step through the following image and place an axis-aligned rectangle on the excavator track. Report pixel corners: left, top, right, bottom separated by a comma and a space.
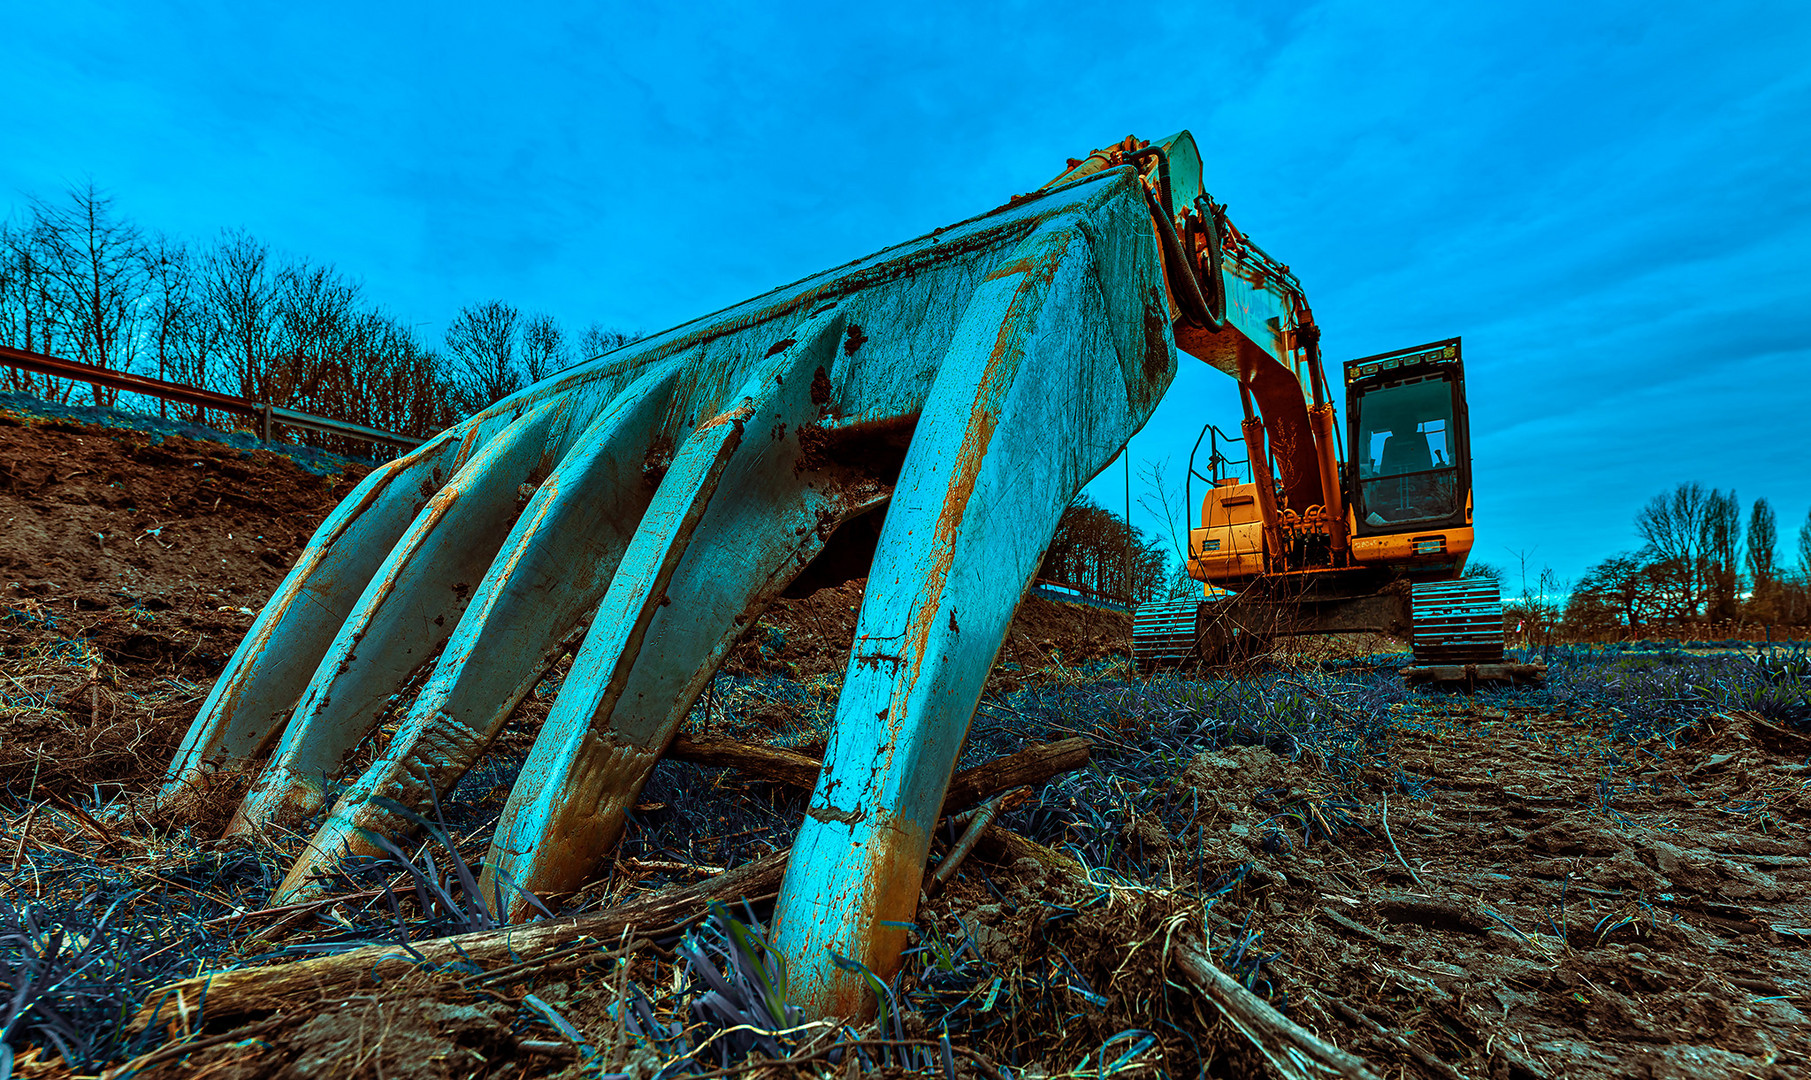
1409, 579, 1505, 663
1132, 598, 1207, 672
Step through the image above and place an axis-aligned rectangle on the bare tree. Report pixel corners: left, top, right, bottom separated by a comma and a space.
519, 312, 569, 384
1636, 482, 1706, 567
141, 234, 223, 419
445, 300, 521, 411
204, 229, 283, 403
1136, 457, 1188, 563
1746, 498, 1779, 621
579, 321, 637, 359
1635, 482, 1711, 616
1040, 496, 1169, 603
1462, 560, 1505, 585
1701, 488, 1742, 621
1566, 553, 1650, 636
273, 259, 360, 409
0, 214, 74, 400
30, 182, 146, 403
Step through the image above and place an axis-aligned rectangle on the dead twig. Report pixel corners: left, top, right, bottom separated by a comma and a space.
1174, 940, 1383, 1080
928, 787, 1027, 895
1379, 793, 1426, 889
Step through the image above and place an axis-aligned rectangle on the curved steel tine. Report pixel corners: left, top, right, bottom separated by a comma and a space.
480, 308, 882, 915
272, 365, 683, 900
772, 199, 1175, 1016
158, 428, 473, 815
228, 396, 577, 834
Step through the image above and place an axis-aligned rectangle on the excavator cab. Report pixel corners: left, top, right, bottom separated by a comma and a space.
1344, 338, 1471, 537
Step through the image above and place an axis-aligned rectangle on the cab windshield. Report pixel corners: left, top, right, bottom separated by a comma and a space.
1355, 375, 1460, 527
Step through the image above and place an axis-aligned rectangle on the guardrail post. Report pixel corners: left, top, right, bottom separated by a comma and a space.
258, 403, 273, 443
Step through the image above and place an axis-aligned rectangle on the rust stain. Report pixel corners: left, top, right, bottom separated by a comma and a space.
807, 803, 866, 825
899, 226, 1072, 689
697, 402, 757, 431
764, 337, 797, 358
1140, 285, 1168, 382
809, 366, 833, 407
850, 815, 931, 998
842, 324, 867, 356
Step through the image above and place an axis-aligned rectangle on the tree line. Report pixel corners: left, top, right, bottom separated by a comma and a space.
1038, 496, 1177, 606
1563, 482, 1811, 636
0, 182, 635, 452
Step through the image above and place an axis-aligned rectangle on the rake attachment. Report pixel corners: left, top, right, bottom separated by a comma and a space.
158, 131, 1278, 1016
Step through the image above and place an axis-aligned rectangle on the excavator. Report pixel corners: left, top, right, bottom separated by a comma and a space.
1130, 323, 1509, 667
155, 130, 1503, 1020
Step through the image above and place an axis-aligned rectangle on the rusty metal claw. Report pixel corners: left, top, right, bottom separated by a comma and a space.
160, 130, 1294, 1015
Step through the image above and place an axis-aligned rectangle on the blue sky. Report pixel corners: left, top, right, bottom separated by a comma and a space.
6, 0, 1808, 586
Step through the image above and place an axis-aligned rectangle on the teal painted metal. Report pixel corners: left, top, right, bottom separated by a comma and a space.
159, 130, 1289, 1016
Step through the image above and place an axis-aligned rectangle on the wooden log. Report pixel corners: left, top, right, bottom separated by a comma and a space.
135, 738, 1092, 1029
668, 732, 821, 787
944, 738, 1089, 808
668, 733, 1091, 805
133, 851, 787, 1033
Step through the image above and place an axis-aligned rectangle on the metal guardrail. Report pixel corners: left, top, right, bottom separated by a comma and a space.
1031, 577, 1132, 611
0, 343, 426, 449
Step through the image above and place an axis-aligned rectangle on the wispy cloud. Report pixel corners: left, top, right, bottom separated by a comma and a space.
4, 0, 1806, 579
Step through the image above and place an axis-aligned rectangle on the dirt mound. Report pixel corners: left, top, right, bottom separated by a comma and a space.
0, 410, 372, 794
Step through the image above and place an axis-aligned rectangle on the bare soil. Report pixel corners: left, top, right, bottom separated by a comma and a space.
1, 406, 1807, 1079
0, 411, 372, 795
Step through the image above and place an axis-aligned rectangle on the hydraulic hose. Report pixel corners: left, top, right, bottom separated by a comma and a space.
1139, 182, 1221, 331
1126, 145, 1223, 330
1192, 194, 1228, 327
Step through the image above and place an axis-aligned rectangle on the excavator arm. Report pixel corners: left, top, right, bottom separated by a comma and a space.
159, 131, 1324, 1015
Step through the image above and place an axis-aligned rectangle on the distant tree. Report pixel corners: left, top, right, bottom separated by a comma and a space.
272, 259, 361, 408
1636, 482, 1708, 572
0, 213, 74, 400
1566, 553, 1651, 635
29, 182, 146, 403
579, 321, 637, 359
1701, 488, 1742, 621
1799, 506, 1811, 579
1746, 498, 1780, 621
1040, 496, 1169, 603
143, 235, 193, 397
445, 300, 521, 411
519, 312, 569, 384
203, 228, 283, 403
1747, 498, 1778, 586
1463, 560, 1505, 586
1159, 558, 1199, 601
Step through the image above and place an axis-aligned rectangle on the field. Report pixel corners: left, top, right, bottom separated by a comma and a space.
1, 402, 1808, 1079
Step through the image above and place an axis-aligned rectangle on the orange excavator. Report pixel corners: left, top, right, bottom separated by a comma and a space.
1132, 218, 1506, 670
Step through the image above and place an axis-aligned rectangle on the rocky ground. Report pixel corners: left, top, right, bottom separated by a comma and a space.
0, 400, 1806, 1079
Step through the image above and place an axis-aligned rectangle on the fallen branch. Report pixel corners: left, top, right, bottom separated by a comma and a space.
928, 788, 1027, 895
1379, 793, 1426, 889
668, 733, 820, 788
974, 826, 1382, 1080
134, 738, 1092, 1028
669, 734, 1091, 808
133, 848, 789, 1032
1177, 935, 1382, 1080
1318, 992, 1462, 1080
